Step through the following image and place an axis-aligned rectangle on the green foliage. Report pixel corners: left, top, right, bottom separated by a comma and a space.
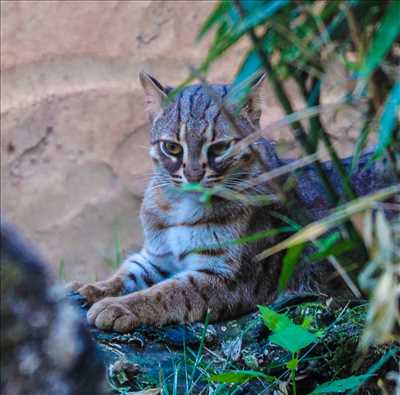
155, 1, 400, 392
310, 374, 374, 394
258, 306, 318, 353
359, 0, 400, 77
209, 370, 274, 384
198, 0, 399, 166
373, 81, 400, 160
309, 232, 355, 262
257, 305, 320, 394
278, 243, 305, 292
254, 185, 399, 261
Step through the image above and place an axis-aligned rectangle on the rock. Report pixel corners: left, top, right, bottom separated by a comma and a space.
0, 222, 106, 395
1, 1, 372, 282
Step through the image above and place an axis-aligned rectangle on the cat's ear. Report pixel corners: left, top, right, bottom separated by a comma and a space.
139, 71, 168, 121
242, 73, 266, 126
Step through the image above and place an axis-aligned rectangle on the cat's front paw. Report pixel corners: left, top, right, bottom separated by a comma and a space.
87, 297, 139, 332
68, 279, 123, 305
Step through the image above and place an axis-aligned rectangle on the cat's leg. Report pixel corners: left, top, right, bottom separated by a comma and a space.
70, 249, 173, 305
87, 270, 269, 332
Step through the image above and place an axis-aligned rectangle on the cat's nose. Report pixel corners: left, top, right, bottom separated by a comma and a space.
183, 166, 205, 183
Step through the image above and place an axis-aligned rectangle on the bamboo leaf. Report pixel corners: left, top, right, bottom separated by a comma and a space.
233, 0, 289, 36
373, 81, 400, 160
230, 49, 262, 105
197, 1, 232, 40
360, 0, 400, 77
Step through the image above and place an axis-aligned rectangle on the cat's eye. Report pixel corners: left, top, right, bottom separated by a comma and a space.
162, 141, 182, 156
208, 141, 233, 157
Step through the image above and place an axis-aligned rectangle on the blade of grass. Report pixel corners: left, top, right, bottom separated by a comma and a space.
254, 185, 400, 261
278, 243, 306, 292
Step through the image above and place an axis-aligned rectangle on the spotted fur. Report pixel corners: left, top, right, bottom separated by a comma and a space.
70, 73, 335, 332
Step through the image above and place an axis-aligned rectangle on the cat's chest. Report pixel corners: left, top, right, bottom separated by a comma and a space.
166, 198, 211, 253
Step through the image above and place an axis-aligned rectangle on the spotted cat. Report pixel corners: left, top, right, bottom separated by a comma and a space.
69, 72, 393, 332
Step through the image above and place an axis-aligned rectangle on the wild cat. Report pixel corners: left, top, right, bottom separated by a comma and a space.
69, 72, 296, 332
69, 72, 392, 333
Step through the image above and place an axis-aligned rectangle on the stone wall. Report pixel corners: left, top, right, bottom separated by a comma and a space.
1, 1, 366, 282
1, 1, 242, 282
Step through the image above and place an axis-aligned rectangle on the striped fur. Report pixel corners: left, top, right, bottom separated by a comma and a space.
72, 73, 320, 333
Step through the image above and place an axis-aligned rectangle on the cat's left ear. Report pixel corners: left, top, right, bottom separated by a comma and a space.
241, 73, 266, 126
139, 71, 169, 121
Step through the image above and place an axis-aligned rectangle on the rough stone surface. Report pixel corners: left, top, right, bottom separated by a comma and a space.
1, 1, 371, 281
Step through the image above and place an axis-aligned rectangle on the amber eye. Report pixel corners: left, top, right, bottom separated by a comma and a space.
209, 141, 233, 157
162, 141, 182, 156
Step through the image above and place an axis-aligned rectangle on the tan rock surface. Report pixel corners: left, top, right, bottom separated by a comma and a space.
1, 1, 368, 282
1, 0, 242, 281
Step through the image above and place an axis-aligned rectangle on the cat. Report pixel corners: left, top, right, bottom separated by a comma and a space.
68, 72, 394, 333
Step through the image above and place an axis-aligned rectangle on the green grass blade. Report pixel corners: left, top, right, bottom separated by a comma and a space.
278, 243, 305, 292
210, 370, 274, 384
309, 239, 356, 262
310, 374, 374, 394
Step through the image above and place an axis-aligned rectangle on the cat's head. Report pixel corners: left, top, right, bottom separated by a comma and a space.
140, 72, 265, 189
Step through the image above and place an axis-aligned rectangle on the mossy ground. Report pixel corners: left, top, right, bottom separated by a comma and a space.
69, 293, 399, 394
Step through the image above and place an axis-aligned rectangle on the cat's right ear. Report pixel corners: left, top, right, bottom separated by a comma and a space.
139, 72, 168, 121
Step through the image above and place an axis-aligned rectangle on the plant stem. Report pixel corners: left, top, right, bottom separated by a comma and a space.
291, 353, 297, 395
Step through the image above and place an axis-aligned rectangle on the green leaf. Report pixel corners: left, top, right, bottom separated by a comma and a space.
269, 324, 317, 353
286, 358, 299, 370
230, 49, 262, 105
373, 81, 400, 160
199, 0, 288, 73
258, 306, 318, 353
302, 316, 314, 330
309, 239, 356, 262
197, 1, 232, 40
310, 374, 374, 394
234, 0, 289, 36
209, 370, 274, 384
258, 305, 292, 332
360, 0, 400, 77
278, 243, 305, 292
